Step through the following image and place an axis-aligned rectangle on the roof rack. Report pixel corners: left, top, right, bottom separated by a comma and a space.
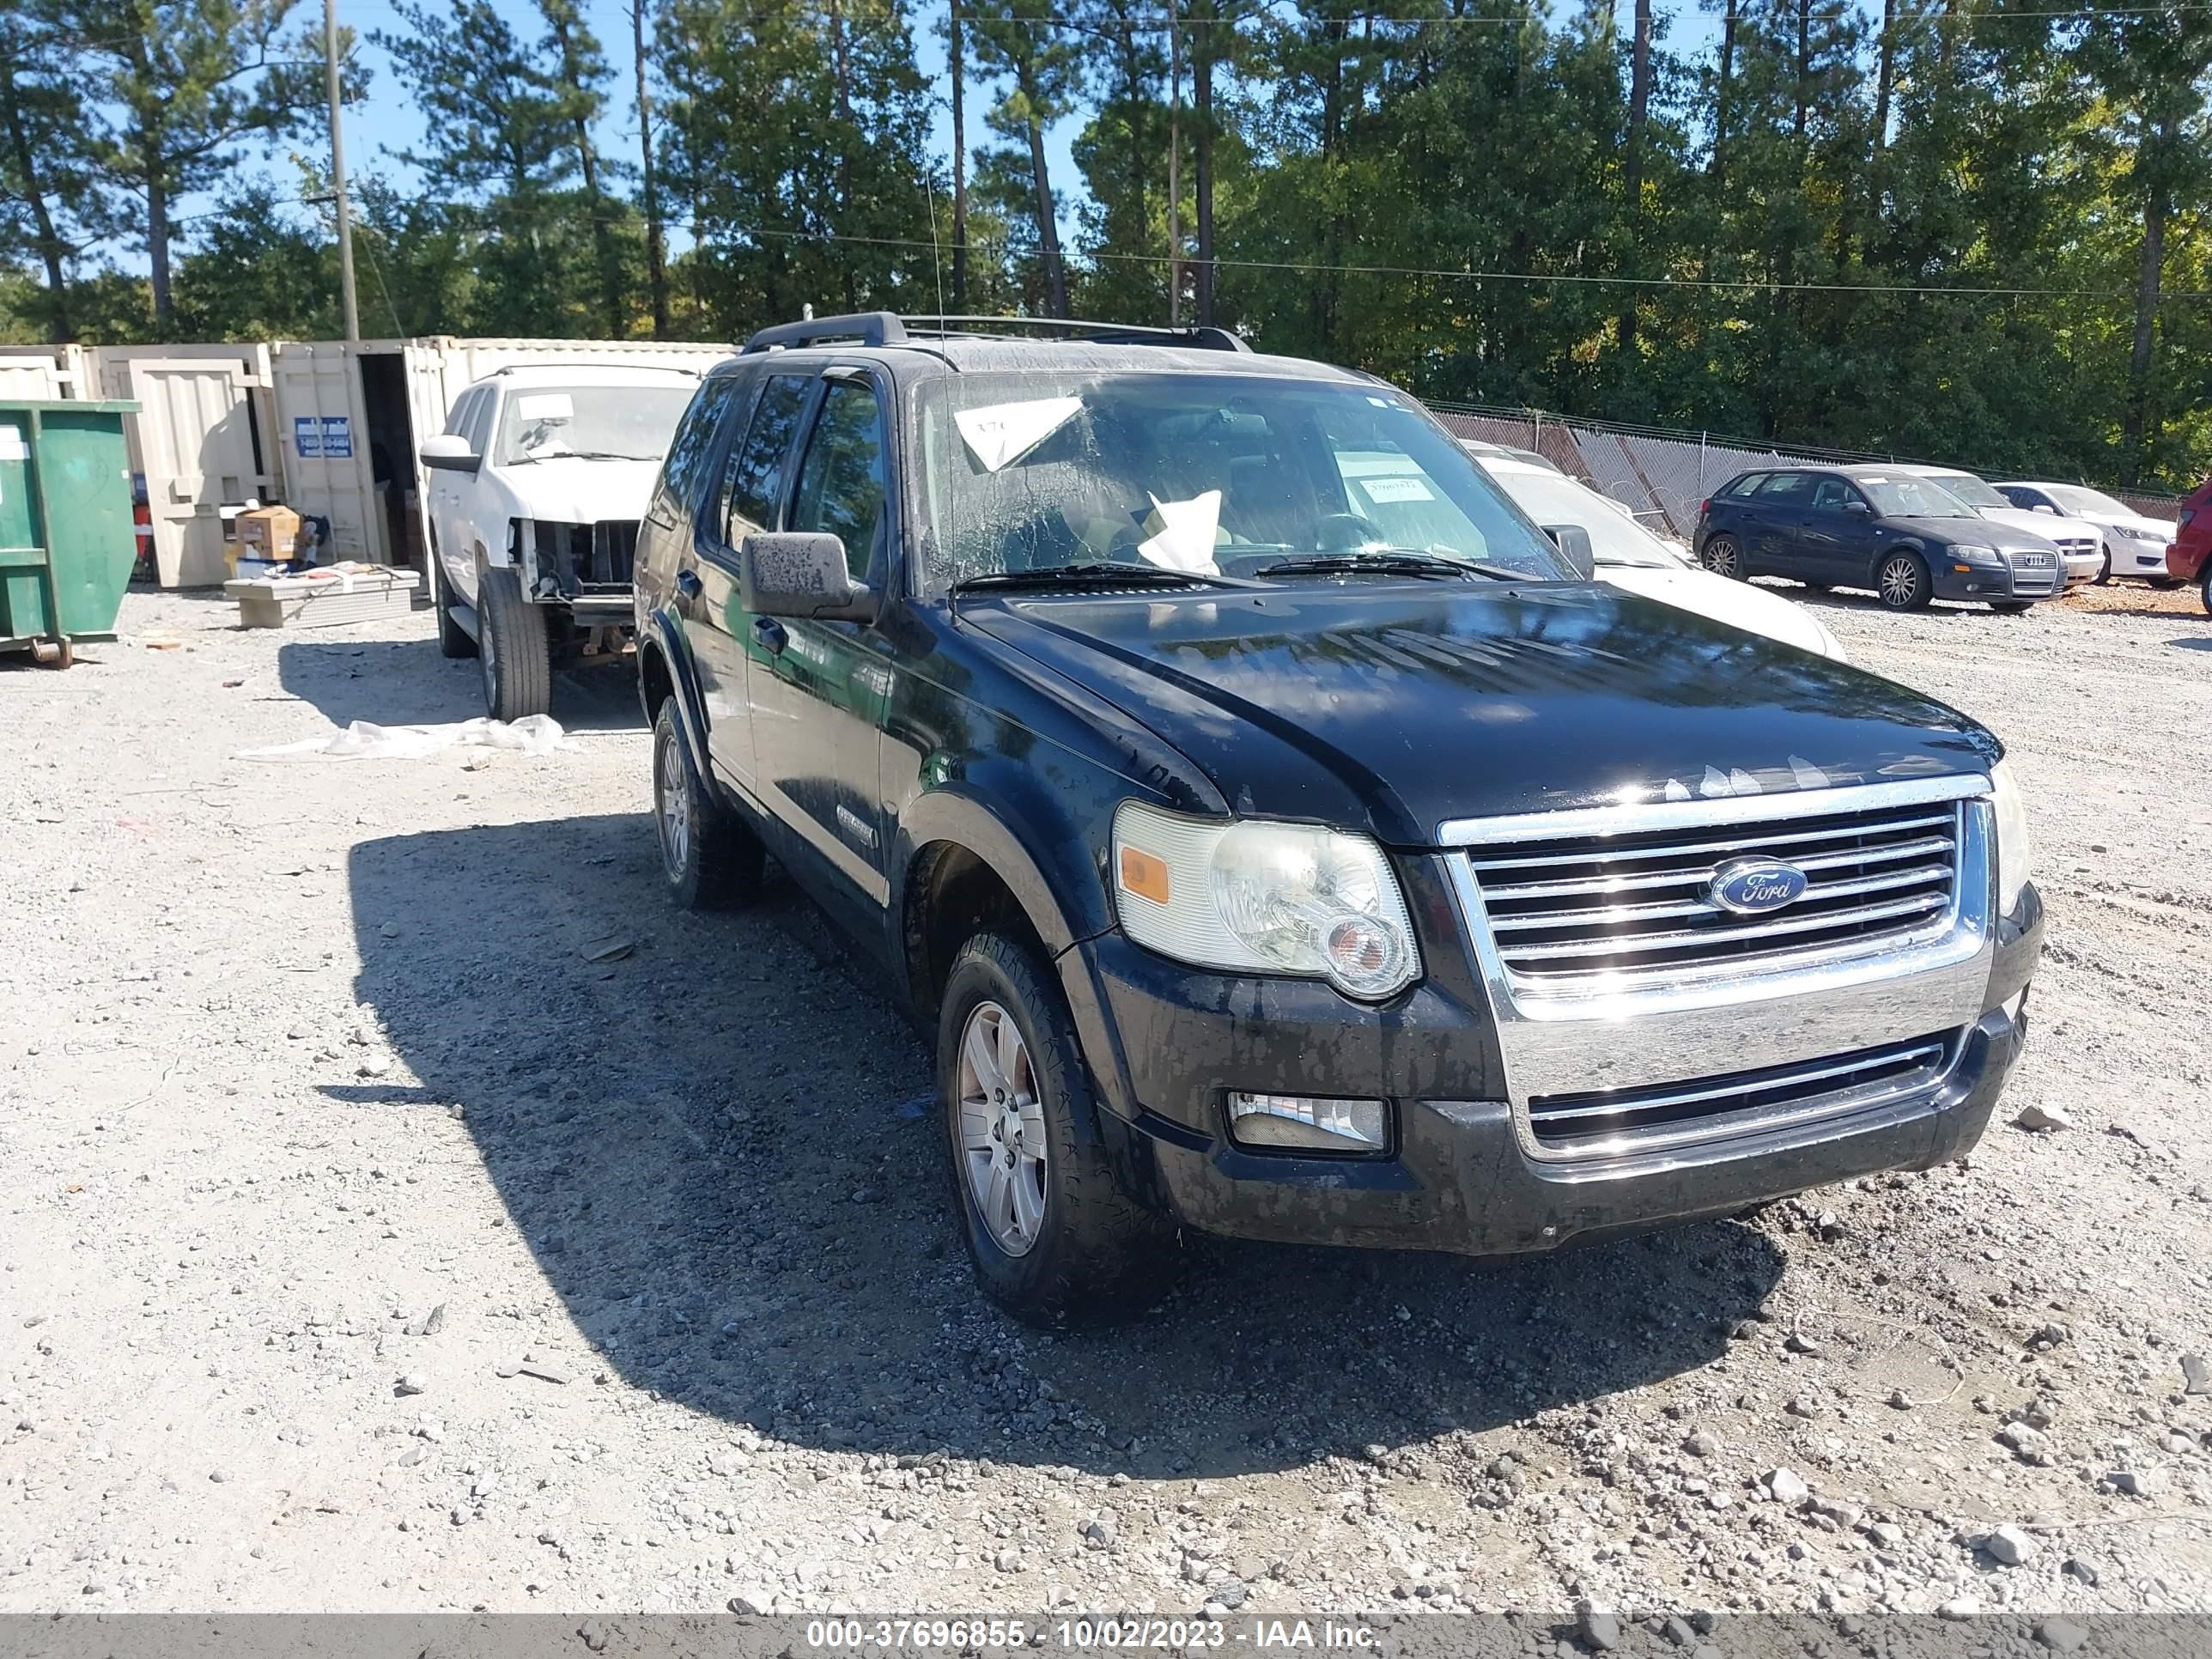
902, 315, 1250, 354
738, 311, 1251, 356
740, 312, 909, 354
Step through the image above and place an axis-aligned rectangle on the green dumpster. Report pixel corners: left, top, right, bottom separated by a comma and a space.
0, 399, 140, 669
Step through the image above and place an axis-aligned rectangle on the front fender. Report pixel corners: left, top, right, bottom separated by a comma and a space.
639, 607, 711, 785
895, 776, 1147, 1125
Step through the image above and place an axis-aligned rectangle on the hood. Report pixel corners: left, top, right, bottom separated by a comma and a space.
494, 456, 660, 523
967, 582, 1994, 845
1977, 505, 2095, 545
1597, 563, 1842, 660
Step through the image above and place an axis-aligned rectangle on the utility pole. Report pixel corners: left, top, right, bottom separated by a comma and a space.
324, 0, 360, 341
1167, 0, 1181, 325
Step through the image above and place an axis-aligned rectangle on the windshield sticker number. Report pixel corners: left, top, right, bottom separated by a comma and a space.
1137, 490, 1222, 574
954, 396, 1084, 472
1361, 477, 1434, 505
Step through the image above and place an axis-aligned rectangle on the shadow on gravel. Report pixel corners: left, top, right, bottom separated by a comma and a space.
277, 636, 645, 732
346, 813, 1784, 1480
2170, 637, 2212, 653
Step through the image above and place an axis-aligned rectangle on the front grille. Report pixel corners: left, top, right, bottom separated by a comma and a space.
2014, 550, 2057, 569
1465, 799, 1964, 988
1526, 1033, 1953, 1155
2008, 552, 2061, 596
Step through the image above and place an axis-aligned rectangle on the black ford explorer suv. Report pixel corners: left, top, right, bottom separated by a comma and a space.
634, 313, 2043, 1325
1696, 464, 2067, 613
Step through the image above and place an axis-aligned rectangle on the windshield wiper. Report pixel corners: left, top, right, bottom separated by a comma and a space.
509, 449, 652, 464
951, 562, 1249, 593
1255, 550, 1527, 582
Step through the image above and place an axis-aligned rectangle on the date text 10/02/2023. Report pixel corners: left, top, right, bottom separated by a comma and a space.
802, 1621, 1378, 1651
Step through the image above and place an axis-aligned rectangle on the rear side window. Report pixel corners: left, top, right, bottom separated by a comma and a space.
1722, 473, 1765, 497
655, 374, 743, 520
726, 375, 815, 535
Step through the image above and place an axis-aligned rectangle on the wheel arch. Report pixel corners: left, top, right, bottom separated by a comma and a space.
637, 608, 711, 784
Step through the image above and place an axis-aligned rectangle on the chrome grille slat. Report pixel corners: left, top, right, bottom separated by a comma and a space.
1498, 891, 1948, 961
1479, 834, 1957, 899
1525, 1035, 1955, 1153
1465, 798, 1966, 987
1465, 811, 1955, 874
1487, 860, 1954, 933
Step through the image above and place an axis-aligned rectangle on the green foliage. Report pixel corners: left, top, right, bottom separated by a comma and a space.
9, 0, 2212, 489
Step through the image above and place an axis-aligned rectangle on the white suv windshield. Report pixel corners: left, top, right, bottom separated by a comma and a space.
1484, 468, 1686, 568
495, 384, 696, 465
1922, 471, 2009, 510
914, 372, 1571, 592
2045, 483, 2130, 518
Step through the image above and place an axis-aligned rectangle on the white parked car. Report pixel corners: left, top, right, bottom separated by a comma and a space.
421, 363, 702, 720
1887, 465, 2100, 588
1994, 480, 2182, 586
1474, 456, 1848, 659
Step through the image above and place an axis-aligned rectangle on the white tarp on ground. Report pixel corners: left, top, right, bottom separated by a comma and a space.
237, 714, 569, 760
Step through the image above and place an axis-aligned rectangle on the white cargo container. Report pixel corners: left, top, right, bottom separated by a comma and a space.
7, 336, 734, 586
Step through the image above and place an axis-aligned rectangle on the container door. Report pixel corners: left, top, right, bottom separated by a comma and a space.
401, 341, 458, 568
271, 342, 386, 564
119, 355, 273, 587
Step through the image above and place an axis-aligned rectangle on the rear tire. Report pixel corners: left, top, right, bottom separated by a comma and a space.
1877, 550, 1933, 612
432, 549, 477, 659
477, 562, 551, 721
1702, 535, 1743, 580
938, 932, 1175, 1328
2201, 565, 2212, 616
651, 700, 763, 910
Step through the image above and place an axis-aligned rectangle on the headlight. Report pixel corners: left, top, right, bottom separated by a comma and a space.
1990, 760, 2032, 914
1950, 544, 2001, 564
1113, 802, 1421, 1000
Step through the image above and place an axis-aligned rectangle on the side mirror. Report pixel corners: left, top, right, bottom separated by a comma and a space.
740, 532, 879, 623
419, 434, 481, 474
1844, 499, 1872, 515
1541, 523, 1596, 580
2033, 503, 2057, 515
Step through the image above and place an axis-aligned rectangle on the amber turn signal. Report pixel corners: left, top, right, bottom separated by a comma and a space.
1117, 844, 1171, 904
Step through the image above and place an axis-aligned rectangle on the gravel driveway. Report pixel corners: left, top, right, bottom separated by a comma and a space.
2, 582, 2208, 1621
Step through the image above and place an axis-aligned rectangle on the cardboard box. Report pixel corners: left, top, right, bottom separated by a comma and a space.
234, 505, 302, 565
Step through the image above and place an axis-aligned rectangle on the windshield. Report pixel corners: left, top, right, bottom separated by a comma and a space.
1860, 476, 1980, 519
2045, 483, 2130, 518
1482, 468, 1687, 568
914, 372, 1571, 592
495, 383, 696, 465
1920, 471, 2008, 510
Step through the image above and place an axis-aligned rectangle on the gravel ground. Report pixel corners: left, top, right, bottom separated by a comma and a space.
3, 580, 2209, 1624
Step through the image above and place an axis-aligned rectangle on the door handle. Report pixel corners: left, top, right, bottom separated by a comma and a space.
754, 617, 788, 656
675, 568, 703, 601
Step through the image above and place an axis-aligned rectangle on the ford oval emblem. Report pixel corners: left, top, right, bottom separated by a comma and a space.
1708, 857, 1808, 915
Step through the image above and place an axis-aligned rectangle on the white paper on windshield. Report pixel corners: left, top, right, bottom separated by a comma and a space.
1136, 489, 1221, 574
1362, 477, 1434, 504
954, 396, 1084, 472
516, 392, 575, 422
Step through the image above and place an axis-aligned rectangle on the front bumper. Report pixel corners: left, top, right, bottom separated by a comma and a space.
1930, 558, 2060, 602
1065, 882, 2044, 1259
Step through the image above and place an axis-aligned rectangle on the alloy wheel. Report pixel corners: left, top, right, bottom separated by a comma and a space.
655, 720, 690, 878
1880, 556, 1920, 608
1705, 539, 1738, 579
956, 1000, 1048, 1257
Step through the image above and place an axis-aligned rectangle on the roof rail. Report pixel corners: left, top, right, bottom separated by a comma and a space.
741, 312, 909, 354
901, 315, 1251, 354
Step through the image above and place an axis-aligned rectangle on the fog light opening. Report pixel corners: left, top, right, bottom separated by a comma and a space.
1227, 1091, 1389, 1154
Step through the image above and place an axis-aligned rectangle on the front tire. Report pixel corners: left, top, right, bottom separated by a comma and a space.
938, 933, 1174, 1327
2201, 564, 2212, 616
651, 700, 763, 910
1877, 550, 1933, 611
477, 562, 552, 721
2094, 546, 2112, 585
1702, 535, 1743, 580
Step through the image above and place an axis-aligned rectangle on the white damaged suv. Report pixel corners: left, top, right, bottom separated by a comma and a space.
421, 363, 700, 720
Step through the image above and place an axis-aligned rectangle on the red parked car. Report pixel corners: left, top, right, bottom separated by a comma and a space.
2167, 477, 2212, 612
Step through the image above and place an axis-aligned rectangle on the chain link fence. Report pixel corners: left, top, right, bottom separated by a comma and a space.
1430, 403, 2187, 538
